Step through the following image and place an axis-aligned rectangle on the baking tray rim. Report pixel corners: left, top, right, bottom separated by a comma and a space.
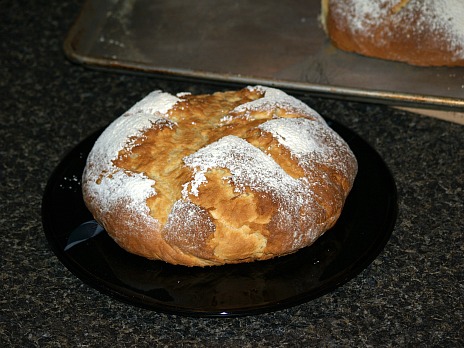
62, 0, 464, 111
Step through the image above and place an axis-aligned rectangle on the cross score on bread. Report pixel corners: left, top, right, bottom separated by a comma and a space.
82, 86, 357, 266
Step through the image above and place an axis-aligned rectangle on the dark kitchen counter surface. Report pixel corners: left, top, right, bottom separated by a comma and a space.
1, 1, 463, 346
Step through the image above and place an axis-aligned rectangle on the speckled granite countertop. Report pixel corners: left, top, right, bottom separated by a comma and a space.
1, 1, 463, 346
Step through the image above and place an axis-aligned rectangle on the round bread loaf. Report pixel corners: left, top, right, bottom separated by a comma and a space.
320, 0, 464, 66
82, 86, 357, 267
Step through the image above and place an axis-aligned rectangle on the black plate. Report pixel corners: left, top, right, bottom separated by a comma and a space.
42, 119, 397, 317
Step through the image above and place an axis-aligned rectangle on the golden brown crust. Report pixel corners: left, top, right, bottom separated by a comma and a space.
82, 86, 357, 266
322, 0, 464, 67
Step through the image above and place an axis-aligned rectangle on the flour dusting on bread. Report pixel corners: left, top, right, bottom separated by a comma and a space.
323, 0, 464, 66
82, 86, 357, 266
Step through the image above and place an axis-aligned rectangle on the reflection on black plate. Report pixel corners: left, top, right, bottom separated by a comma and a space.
42, 119, 397, 317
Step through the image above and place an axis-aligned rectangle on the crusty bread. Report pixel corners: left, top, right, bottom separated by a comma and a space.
82, 86, 357, 266
321, 0, 464, 67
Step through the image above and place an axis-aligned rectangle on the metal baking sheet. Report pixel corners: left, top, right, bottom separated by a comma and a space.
64, 0, 464, 109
